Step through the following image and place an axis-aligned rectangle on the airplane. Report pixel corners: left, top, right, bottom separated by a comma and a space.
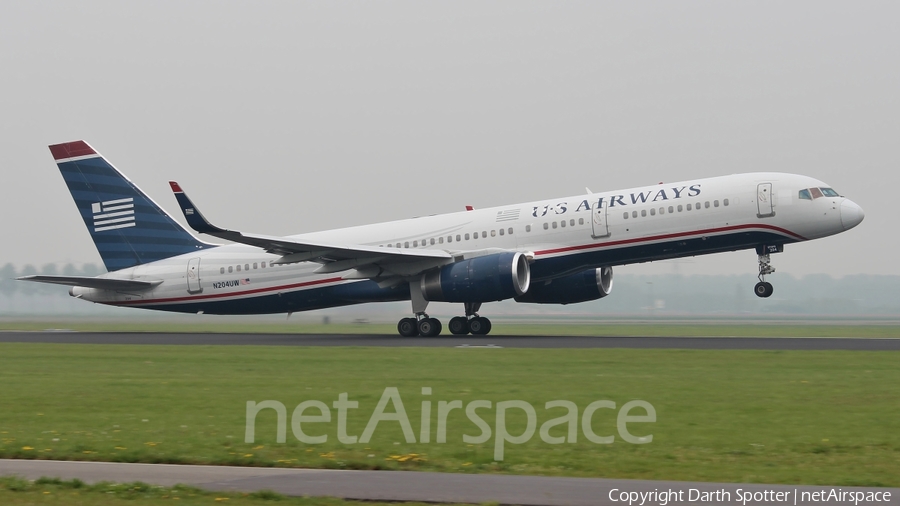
19, 140, 865, 336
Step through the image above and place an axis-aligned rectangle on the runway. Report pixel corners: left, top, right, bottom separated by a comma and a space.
1, 331, 899, 350
1, 459, 896, 506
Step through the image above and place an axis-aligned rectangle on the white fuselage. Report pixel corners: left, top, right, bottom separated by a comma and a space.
72, 172, 861, 314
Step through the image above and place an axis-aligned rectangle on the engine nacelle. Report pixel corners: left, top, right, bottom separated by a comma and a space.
422, 252, 531, 302
515, 267, 613, 305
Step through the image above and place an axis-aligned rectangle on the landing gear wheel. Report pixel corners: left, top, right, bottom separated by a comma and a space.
468, 317, 492, 335
448, 316, 469, 335
398, 317, 419, 337
418, 318, 442, 337
754, 282, 773, 298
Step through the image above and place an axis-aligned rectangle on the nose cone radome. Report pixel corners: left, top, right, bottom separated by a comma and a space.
840, 199, 865, 231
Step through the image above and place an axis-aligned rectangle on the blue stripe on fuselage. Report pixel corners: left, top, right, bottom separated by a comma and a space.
113, 230, 794, 315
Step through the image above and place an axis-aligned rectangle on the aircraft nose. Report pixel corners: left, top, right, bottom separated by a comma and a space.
840, 199, 865, 230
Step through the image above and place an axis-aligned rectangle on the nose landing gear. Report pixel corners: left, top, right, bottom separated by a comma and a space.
753, 245, 782, 298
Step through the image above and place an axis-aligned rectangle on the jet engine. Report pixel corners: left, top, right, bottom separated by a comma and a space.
421, 252, 531, 303
515, 267, 613, 304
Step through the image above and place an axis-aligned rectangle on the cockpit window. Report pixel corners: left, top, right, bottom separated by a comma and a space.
820, 188, 839, 197
809, 187, 824, 199
798, 189, 811, 200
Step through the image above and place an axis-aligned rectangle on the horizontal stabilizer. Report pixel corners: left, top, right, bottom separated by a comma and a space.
17, 275, 161, 291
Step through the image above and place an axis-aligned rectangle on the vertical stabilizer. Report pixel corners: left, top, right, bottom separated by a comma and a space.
49, 140, 212, 272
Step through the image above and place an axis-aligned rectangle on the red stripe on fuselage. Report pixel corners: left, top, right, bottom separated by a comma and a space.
110, 276, 346, 306
534, 223, 804, 257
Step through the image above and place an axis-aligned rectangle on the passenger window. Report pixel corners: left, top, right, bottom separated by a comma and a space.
632, 211, 638, 218
447, 236, 452, 243
228, 266, 233, 273
543, 223, 549, 230
560, 220, 566, 228
623, 212, 629, 219
578, 218, 584, 225
641, 210, 647, 217
499, 229, 504, 236
236, 265, 241, 272
552, 222, 558, 229
413, 240, 418, 247
253, 263, 258, 269
491, 230, 496, 237
245, 264, 249, 271
678, 205, 683, 212
526, 225, 532, 232
650, 208, 656, 216
456, 235, 461, 241
396, 243, 401, 248
704, 201, 710, 209
724, 199, 729, 206
431, 238, 435, 245
659, 208, 664, 215
220, 267, 225, 274
687, 203, 692, 211
714, 200, 719, 208
508, 228, 513, 234
668, 206, 674, 213
404, 242, 409, 248
439, 237, 444, 244
482, 231, 487, 238
261, 262, 266, 269
570, 219, 575, 226
465, 233, 470, 240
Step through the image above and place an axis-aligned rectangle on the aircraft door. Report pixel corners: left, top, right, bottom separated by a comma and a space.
591, 199, 610, 239
757, 183, 775, 218
187, 257, 202, 294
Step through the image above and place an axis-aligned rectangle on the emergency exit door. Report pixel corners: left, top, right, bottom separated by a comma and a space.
186, 257, 202, 294
591, 200, 610, 239
757, 183, 775, 218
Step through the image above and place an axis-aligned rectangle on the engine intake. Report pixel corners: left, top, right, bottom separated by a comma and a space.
422, 252, 531, 302
515, 267, 613, 304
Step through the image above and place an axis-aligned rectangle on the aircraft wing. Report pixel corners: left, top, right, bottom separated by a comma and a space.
168, 182, 453, 274
17, 275, 161, 291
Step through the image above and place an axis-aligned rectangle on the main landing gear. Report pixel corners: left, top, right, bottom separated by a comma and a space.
397, 316, 442, 337
397, 285, 493, 337
449, 302, 491, 336
753, 245, 782, 298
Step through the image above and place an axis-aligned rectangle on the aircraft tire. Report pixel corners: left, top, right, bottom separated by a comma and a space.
448, 317, 469, 335
469, 317, 492, 335
418, 318, 442, 337
398, 318, 419, 337
754, 282, 774, 298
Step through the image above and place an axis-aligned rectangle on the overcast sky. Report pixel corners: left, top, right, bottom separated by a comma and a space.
1, 1, 897, 278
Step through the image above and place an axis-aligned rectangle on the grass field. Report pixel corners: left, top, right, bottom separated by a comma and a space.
0, 341, 897, 487
0, 476, 452, 505
3, 319, 900, 337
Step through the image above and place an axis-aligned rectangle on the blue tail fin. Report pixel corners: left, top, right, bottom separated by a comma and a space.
49, 141, 213, 272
